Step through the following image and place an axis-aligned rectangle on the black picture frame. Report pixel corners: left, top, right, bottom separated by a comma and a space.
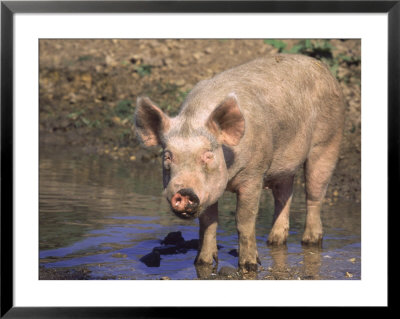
1, 1, 396, 317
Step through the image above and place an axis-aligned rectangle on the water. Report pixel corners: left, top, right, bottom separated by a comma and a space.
39, 147, 361, 280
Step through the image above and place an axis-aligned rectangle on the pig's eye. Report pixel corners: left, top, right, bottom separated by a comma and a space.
163, 151, 172, 169
164, 151, 172, 161
202, 151, 214, 164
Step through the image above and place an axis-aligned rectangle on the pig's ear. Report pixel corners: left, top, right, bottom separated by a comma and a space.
206, 93, 245, 146
135, 97, 170, 147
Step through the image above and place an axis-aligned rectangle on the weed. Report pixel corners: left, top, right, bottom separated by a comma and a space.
134, 64, 153, 77
336, 53, 361, 66
148, 83, 192, 116
177, 89, 190, 104
67, 110, 85, 121
77, 55, 93, 62
118, 128, 133, 146
289, 40, 333, 59
264, 39, 287, 52
264, 39, 360, 81
80, 117, 91, 126
114, 100, 134, 118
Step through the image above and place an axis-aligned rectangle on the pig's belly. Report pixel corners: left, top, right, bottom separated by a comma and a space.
263, 153, 307, 186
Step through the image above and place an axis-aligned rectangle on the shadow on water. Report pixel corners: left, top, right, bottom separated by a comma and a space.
39, 147, 361, 280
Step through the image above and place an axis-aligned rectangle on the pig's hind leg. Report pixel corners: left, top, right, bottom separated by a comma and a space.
302, 133, 342, 246
267, 175, 295, 246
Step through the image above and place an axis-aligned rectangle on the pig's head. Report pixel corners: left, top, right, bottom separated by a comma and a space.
135, 94, 245, 219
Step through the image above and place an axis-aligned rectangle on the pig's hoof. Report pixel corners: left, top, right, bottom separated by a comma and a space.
194, 253, 218, 266
194, 258, 213, 266
195, 263, 216, 279
301, 233, 323, 247
266, 235, 287, 246
267, 228, 288, 246
239, 262, 258, 273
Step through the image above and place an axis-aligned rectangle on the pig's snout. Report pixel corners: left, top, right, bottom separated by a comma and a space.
170, 188, 200, 219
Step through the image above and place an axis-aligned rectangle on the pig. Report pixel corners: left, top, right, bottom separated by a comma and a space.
135, 54, 345, 272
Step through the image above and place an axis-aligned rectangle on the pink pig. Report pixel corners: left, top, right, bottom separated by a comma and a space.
135, 54, 345, 271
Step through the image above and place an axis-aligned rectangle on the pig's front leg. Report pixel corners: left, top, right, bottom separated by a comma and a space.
195, 202, 218, 265
236, 178, 263, 272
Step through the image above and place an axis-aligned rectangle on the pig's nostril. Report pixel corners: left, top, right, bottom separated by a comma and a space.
174, 196, 182, 207
171, 194, 184, 210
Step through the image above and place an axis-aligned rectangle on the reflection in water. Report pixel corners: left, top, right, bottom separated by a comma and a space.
39, 147, 361, 280
302, 247, 322, 279
267, 246, 322, 280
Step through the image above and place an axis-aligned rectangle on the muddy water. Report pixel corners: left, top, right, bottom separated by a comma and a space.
39, 147, 361, 280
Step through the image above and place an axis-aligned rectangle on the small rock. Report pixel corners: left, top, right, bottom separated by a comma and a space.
348, 258, 356, 263
204, 47, 213, 54
130, 54, 142, 64
345, 272, 353, 278
105, 55, 117, 67
175, 79, 186, 87
163, 58, 173, 66
160, 276, 171, 280
142, 57, 163, 67
80, 74, 92, 89
112, 116, 121, 125
333, 190, 339, 197
68, 92, 77, 104
193, 52, 203, 60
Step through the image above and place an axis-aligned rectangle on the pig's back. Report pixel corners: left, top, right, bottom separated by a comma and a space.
179, 54, 345, 178
183, 54, 344, 144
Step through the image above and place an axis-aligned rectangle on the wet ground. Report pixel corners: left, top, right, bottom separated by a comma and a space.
39, 147, 361, 280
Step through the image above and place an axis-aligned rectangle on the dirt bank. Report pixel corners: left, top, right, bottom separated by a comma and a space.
39, 39, 361, 202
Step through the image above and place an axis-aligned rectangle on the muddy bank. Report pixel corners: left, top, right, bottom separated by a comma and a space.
39, 39, 360, 202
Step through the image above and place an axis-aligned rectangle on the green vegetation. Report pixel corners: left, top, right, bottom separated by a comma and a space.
264, 39, 288, 52
77, 55, 93, 62
134, 64, 153, 77
142, 82, 191, 116
114, 100, 134, 119
264, 39, 360, 81
264, 39, 333, 57
67, 110, 102, 128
